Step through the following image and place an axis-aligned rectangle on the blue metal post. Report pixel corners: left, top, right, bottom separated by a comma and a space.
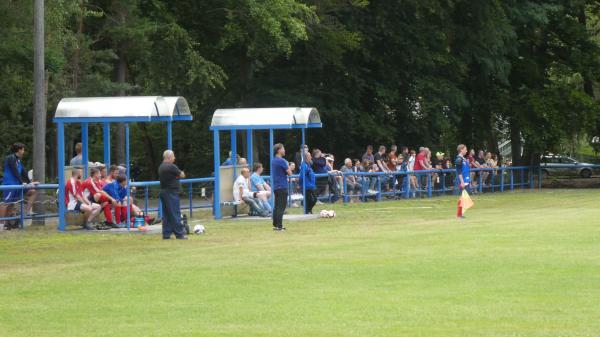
81, 122, 88, 177
189, 183, 193, 218
301, 128, 307, 214
231, 130, 237, 180
103, 123, 110, 165
538, 166, 542, 190
213, 131, 221, 219
377, 175, 382, 201
19, 188, 24, 228
57, 122, 66, 231
478, 171, 483, 193
144, 186, 149, 215
125, 123, 130, 230
500, 168, 505, 192
510, 169, 514, 191
343, 174, 348, 203
167, 120, 173, 150
427, 174, 432, 198
269, 129, 274, 207
247, 130, 253, 167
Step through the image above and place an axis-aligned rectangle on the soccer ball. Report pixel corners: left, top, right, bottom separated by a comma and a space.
327, 210, 336, 218
320, 210, 329, 218
193, 224, 205, 234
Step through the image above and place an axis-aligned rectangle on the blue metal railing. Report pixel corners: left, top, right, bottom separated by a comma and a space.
3, 164, 599, 229
0, 184, 60, 228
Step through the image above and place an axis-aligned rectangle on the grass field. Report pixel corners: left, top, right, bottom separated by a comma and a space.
1, 189, 599, 337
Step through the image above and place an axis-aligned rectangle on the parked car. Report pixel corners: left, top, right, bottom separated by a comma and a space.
540, 154, 597, 178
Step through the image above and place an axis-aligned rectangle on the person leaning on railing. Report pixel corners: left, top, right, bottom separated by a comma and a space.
0, 142, 38, 225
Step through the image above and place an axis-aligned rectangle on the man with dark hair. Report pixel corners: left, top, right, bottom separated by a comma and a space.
271, 143, 292, 231
0, 143, 37, 225
158, 150, 187, 239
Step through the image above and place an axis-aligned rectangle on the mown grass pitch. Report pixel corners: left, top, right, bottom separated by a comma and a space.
1, 189, 599, 337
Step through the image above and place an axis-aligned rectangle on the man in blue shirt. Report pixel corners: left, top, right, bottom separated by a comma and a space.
271, 143, 291, 231
250, 163, 272, 214
455, 144, 470, 219
299, 152, 317, 214
0, 143, 37, 226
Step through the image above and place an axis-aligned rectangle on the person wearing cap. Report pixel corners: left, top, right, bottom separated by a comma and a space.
299, 151, 317, 213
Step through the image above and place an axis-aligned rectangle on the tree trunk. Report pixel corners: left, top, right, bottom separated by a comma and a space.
509, 115, 522, 165
115, 50, 127, 165
32, 0, 46, 226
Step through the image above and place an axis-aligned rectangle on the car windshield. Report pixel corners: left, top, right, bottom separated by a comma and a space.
561, 157, 576, 164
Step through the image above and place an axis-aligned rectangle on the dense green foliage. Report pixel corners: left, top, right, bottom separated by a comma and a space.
2, 1, 600, 180
2, 190, 600, 336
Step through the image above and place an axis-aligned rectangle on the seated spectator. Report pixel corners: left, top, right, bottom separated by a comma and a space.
81, 167, 118, 228
233, 168, 269, 217
325, 156, 342, 202
66, 168, 103, 230
104, 165, 119, 184
340, 158, 360, 194
299, 152, 317, 214
250, 163, 272, 214
103, 175, 146, 226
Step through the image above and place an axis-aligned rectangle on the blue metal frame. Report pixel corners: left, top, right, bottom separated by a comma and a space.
246, 130, 253, 167
54, 114, 192, 230
213, 130, 221, 219
82, 122, 89, 177
269, 129, 274, 208
210, 123, 322, 131
103, 123, 110, 166
125, 123, 131, 231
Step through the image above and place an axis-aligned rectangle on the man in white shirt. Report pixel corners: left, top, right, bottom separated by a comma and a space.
233, 168, 269, 217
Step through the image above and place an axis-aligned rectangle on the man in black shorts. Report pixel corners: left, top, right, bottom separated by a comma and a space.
158, 150, 187, 240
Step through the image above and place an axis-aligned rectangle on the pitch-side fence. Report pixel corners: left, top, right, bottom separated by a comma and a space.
1, 165, 598, 228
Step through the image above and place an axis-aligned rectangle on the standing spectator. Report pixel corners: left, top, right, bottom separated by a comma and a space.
299, 152, 317, 214
158, 150, 187, 240
294, 144, 309, 173
406, 149, 417, 196
312, 149, 328, 197
271, 143, 292, 231
0, 143, 37, 225
362, 145, 374, 163
373, 145, 392, 191
70, 142, 83, 166
250, 163, 273, 214
387, 145, 398, 172
401, 146, 410, 162
413, 147, 432, 190
455, 144, 471, 219
66, 168, 102, 230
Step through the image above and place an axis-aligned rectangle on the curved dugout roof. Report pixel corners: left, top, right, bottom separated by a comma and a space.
210, 107, 321, 130
54, 96, 192, 123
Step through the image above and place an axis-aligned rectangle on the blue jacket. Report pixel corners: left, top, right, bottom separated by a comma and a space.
299, 161, 316, 190
102, 181, 127, 202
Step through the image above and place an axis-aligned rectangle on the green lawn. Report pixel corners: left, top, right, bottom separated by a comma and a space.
1, 189, 599, 337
